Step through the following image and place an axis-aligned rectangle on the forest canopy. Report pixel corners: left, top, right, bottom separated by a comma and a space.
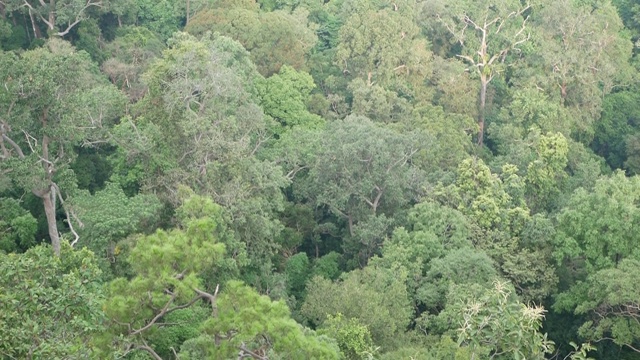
2, 0, 640, 359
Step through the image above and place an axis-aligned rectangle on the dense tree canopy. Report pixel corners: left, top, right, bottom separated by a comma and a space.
3, 0, 640, 358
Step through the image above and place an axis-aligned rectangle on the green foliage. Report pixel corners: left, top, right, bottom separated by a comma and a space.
298, 115, 425, 262
336, 3, 431, 95
0, 197, 37, 253
312, 251, 343, 280
454, 281, 554, 359
321, 313, 379, 360
529, 0, 633, 136
101, 195, 228, 355
147, 305, 209, 359
188, 280, 340, 359
0, 244, 105, 358
71, 183, 162, 277
186, 6, 317, 75
122, 32, 288, 261
74, 19, 106, 62
526, 131, 569, 211
257, 65, 324, 133
592, 91, 640, 172
302, 264, 413, 350
434, 158, 558, 302
285, 252, 311, 301
555, 171, 640, 272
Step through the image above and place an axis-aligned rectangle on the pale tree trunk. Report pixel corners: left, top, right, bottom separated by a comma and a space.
478, 74, 488, 147
186, 0, 190, 25
28, 8, 42, 39
42, 189, 60, 256
39, 115, 60, 256
48, 0, 55, 31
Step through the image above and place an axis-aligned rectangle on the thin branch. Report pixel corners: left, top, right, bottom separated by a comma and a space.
130, 293, 204, 336
593, 337, 640, 353
238, 342, 268, 360
51, 183, 80, 247
136, 342, 163, 360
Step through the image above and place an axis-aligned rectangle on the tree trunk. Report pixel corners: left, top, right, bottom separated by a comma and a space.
478, 75, 488, 147
48, 0, 56, 31
42, 190, 61, 256
186, 0, 190, 25
28, 9, 42, 39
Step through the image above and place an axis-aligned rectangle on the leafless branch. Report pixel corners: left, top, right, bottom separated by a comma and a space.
194, 284, 220, 317
1, 134, 24, 158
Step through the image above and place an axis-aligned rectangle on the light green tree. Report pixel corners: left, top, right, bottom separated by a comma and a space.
336, 2, 431, 99
528, 0, 633, 139
0, 244, 105, 358
454, 281, 554, 359
302, 264, 413, 350
102, 194, 335, 359
186, 4, 317, 75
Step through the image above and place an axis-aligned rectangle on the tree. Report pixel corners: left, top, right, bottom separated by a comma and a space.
553, 172, 640, 354
320, 313, 379, 360
186, 4, 317, 75
70, 182, 161, 276
101, 26, 164, 101
525, 0, 633, 140
118, 32, 288, 260
555, 171, 640, 273
302, 116, 423, 232
101, 195, 230, 358
6, 0, 106, 38
182, 280, 341, 359
570, 259, 640, 354
296, 115, 425, 263
0, 197, 37, 253
434, 159, 558, 302
0, 243, 105, 358
423, 0, 531, 146
335, 2, 432, 98
102, 194, 335, 359
256, 65, 324, 134
302, 264, 413, 350
454, 281, 554, 359
0, 39, 126, 256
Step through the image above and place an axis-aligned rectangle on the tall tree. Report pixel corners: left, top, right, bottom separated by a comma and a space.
0, 39, 125, 256
524, 0, 633, 140
423, 0, 531, 146
336, 2, 432, 98
118, 32, 287, 260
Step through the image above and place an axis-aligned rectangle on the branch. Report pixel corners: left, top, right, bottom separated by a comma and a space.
456, 54, 479, 67
54, 0, 103, 37
129, 292, 204, 336
21, 0, 53, 28
1, 134, 24, 158
593, 337, 640, 353
194, 284, 219, 317
135, 342, 163, 360
51, 183, 81, 247
238, 342, 268, 360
